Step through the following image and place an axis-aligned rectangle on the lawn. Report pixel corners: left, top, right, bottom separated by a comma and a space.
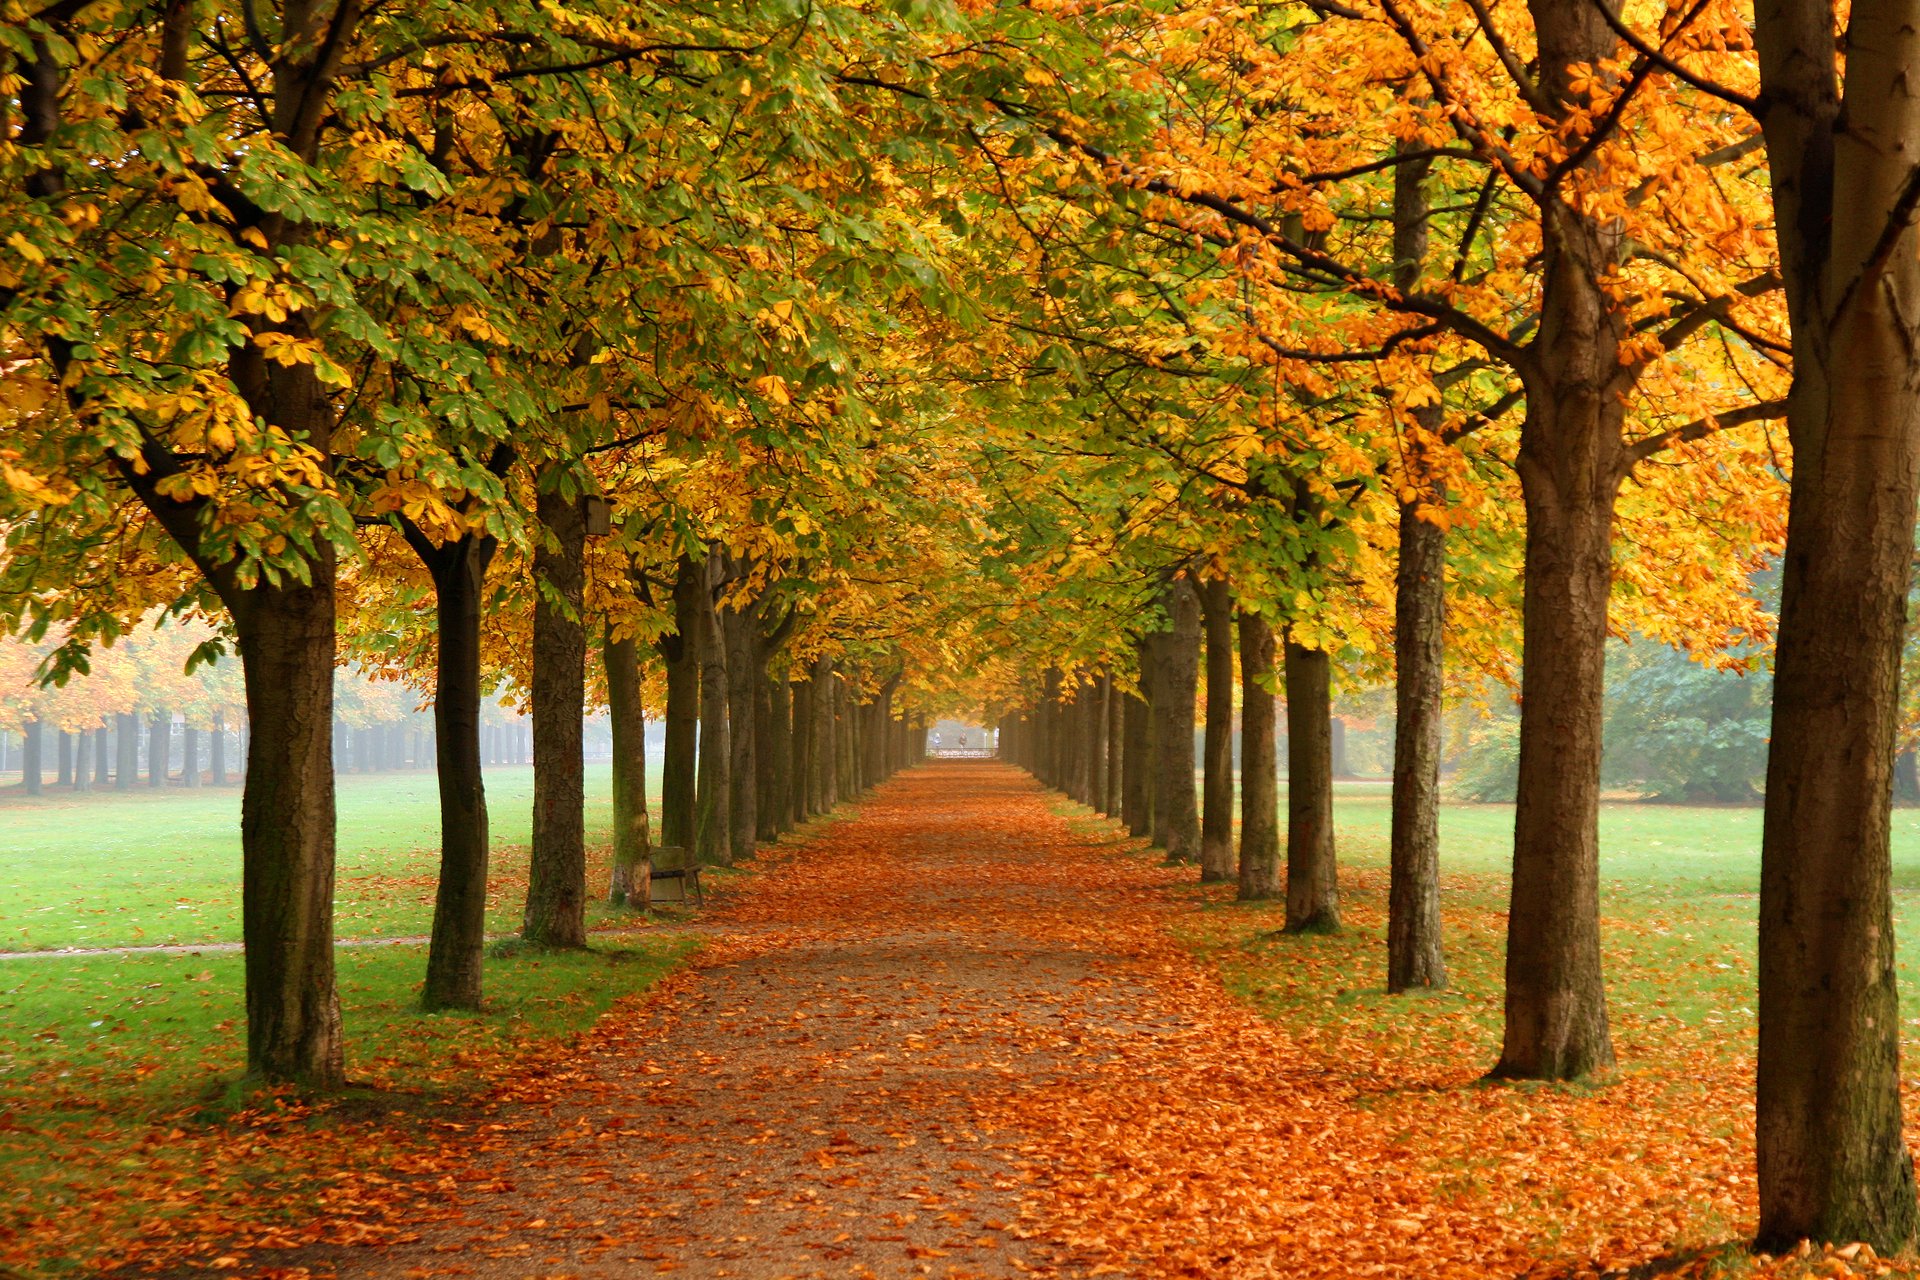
0, 760, 652, 951
0, 755, 698, 1278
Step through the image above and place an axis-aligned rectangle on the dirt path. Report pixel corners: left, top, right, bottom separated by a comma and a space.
228, 762, 1162, 1280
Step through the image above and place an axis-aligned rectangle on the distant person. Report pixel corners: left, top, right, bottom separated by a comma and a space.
959, 733, 969, 747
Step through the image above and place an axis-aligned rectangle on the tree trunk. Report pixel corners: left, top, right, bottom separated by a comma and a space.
149, 714, 168, 787
1390, 502, 1448, 992
115, 713, 137, 791
1237, 612, 1281, 900
606, 633, 651, 909
523, 485, 588, 948
760, 669, 787, 840
1153, 581, 1202, 861
210, 716, 227, 786
56, 730, 71, 787
231, 580, 344, 1086
1284, 639, 1339, 932
812, 656, 837, 812
71, 727, 89, 792
1897, 749, 1920, 805
1104, 673, 1125, 817
790, 672, 814, 825
409, 527, 497, 1010
1199, 577, 1236, 882
94, 725, 109, 786
694, 551, 732, 866
22, 720, 41, 795
723, 600, 758, 864
1123, 678, 1151, 837
1749, 0, 1920, 1245
658, 554, 702, 852
181, 725, 199, 787
1493, 462, 1618, 1077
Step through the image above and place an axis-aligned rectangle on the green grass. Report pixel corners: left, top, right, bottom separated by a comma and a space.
0, 762, 639, 950
1176, 779, 1920, 1058
0, 931, 698, 1278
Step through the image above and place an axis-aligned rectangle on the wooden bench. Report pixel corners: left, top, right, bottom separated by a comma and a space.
647, 847, 704, 907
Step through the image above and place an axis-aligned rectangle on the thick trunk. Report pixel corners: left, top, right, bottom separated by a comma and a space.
414, 530, 495, 1009
1198, 577, 1236, 882
232, 580, 344, 1086
606, 634, 651, 909
1751, 0, 1920, 1246
1153, 582, 1202, 861
1390, 503, 1449, 992
1284, 640, 1339, 931
658, 554, 702, 852
723, 602, 758, 863
523, 486, 588, 948
115, 713, 138, 791
1495, 441, 1618, 1077
1237, 612, 1281, 900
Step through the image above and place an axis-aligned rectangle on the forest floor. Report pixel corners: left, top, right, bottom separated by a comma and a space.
7, 761, 1919, 1278
31, 762, 1904, 1279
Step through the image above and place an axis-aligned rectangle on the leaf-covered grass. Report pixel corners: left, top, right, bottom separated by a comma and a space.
0, 761, 651, 950
0, 931, 699, 1278
1184, 781, 1920, 1049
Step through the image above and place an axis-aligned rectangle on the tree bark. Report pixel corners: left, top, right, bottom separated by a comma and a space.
1104, 672, 1124, 817
606, 634, 651, 909
723, 598, 758, 864
115, 713, 137, 791
22, 720, 41, 795
1152, 581, 1202, 861
56, 730, 71, 787
1198, 577, 1236, 882
1390, 502, 1449, 992
410, 527, 497, 1009
1284, 639, 1339, 932
94, 724, 109, 786
694, 550, 732, 866
1753, 0, 1920, 1239
232, 579, 344, 1086
811, 656, 837, 812
523, 485, 588, 948
659, 554, 702, 853
790, 672, 814, 825
209, 716, 226, 786
70, 727, 88, 792
149, 714, 168, 787
1123, 678, 1151, 837
760, 668, 786, 839
1238, 612, 1281, 900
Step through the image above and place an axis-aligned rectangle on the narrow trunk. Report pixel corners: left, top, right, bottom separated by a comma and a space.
606, 634, 651, 909
71, 728, 89, 792
56, 731, 71, 787
94, 725, 109, 786
149, 714, 168, 787
523, 486, 588, 948
694, 552, 732, 866
1237, 612, 1281, 900
413, 529, 496, 1009
812, 657, 837, 811
115, 713, 137, 791
1198, 577, 1236, 882
759, 670, 787, 840
791, 673, 814, 824
723, 602, 758, 864
210, 716, 227, 786
1284, 639, 1339, 932
1089, 672, 1111, 815
1153, 582, 1202, 861
658, 554, 701, 852
1123, 680, 1150, 837
1389, 502, 1449, 992
182, 725, 199, 787
22, 720, 41, 795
